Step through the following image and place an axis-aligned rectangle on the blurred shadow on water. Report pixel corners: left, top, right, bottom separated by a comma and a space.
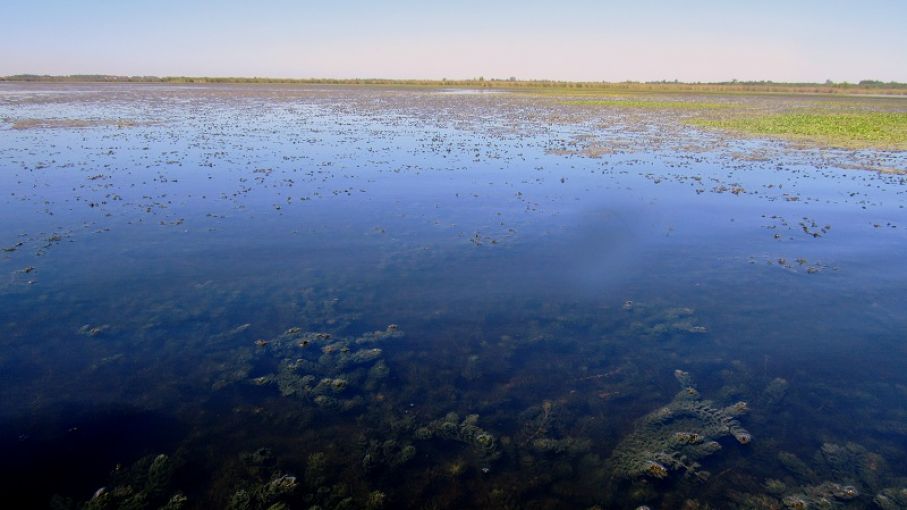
560, 206, 649, 295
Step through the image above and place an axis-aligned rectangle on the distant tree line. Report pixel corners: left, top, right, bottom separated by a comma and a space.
2, 75, 906, 94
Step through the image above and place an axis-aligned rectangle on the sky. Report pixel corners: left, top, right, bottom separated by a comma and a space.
2, 0, 906, 82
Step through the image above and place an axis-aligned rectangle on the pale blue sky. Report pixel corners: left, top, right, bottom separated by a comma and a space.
2, 0, 905, 82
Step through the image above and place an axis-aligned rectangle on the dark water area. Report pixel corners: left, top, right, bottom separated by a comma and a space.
1, 83, 906, 509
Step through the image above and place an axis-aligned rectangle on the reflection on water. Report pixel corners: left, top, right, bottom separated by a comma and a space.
1, 84, 906, 509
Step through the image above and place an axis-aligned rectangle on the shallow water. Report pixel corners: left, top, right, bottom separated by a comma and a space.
1, 83, 906, 509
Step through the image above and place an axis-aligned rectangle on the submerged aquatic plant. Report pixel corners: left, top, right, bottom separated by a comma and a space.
70, 454, 186, 510
226, 474, 298, 510
607, 370, 751, 481
874, 487, 907, 510
416, 413, 500, 462
516, 400, 592, 455
220, 325, 403, 411
729, 441, 892, 509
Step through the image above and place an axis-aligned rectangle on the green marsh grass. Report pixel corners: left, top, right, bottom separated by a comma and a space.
692, 111, 907, 149
564, 99, 730, 110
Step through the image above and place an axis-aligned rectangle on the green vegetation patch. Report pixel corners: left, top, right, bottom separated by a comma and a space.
565, 99, 730, 110
692, 111, 907, 149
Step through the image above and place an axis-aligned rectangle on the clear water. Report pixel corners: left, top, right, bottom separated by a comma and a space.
1, 83, 906, 509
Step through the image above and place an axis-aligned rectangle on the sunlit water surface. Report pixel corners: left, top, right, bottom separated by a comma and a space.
1, 84, 906, 509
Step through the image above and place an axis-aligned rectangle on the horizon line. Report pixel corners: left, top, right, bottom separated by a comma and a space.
3, 74, 907, 88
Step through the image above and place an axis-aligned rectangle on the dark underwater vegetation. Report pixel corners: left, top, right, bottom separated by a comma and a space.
1, 83, 907, 509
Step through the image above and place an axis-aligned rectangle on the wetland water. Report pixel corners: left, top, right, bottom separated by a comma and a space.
1, 83, 906, 509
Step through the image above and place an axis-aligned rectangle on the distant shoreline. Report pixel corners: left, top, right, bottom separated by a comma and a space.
2, 75, 907, 96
